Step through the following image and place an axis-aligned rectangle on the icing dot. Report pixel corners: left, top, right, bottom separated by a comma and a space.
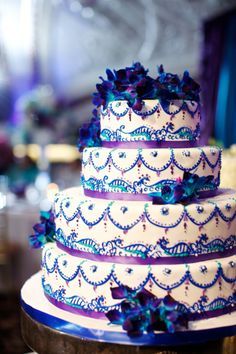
197, 206, 204, 214
210, 148, 217, 156
126, 268, 133, 274
62, 260, 67, 267
182, 150, 190, 157
229, 261, 235, 268
118, 152, 126, 158
163, 268, 171, 275
151, 151, 158, 157
161, 207, 169, 215
225, 203, 232, 211
200, 265, 207, 274
90, 265, 97, 273
120, 206, 128, 214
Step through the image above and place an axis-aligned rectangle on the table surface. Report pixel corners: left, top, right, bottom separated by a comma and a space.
21, 309, 236, 354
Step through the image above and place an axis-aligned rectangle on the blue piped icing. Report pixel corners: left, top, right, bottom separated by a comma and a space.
42, 273, 235, 315
83, 147, 221, 173
100, 124, 200, 142
54, 191, 236, 228
42, 247, 235, 289
42, 276, 117, 313
102, 100, 199, 119
81, 175, 219, 195
56, 229, 236, 260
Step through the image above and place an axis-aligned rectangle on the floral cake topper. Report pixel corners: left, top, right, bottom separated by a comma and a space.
78, 62, 200, 150
106, 285, 188, 337
29, 209, 56, 248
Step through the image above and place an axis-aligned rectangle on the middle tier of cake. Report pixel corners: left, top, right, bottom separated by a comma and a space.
54, 187, 236, 263
81, 146, 221, 198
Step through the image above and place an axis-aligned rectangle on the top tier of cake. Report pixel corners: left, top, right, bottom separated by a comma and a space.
100, 99, 201, 145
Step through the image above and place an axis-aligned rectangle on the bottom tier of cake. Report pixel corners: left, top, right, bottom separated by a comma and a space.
21, 272, 236, 345
41, 243, 235, 320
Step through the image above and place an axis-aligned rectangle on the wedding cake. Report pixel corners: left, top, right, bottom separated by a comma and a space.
29, 63, 235, 340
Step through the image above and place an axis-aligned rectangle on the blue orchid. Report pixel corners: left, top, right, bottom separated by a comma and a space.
150, 172, 215, 205
155, 65, 200, 102
92, 62, 156, 111
78, 63, 201, 149
106, 286, 188, 337
29, 209, 55, 248
77, 109, 101, 151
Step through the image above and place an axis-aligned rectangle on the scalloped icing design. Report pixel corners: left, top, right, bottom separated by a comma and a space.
100, 99, 201, 142
82, 146, 221, 195
53, 187, 236, 259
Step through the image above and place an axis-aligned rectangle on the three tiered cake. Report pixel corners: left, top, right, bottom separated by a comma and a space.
26, 63, 236, 343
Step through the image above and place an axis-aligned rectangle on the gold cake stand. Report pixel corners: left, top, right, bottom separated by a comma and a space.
21, 309, 235, 354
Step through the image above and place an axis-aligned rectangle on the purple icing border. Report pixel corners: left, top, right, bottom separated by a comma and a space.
102, 141, 198, 149
44, 292, 235, 322
56, 242, 236, 265
84, 189, 217, 202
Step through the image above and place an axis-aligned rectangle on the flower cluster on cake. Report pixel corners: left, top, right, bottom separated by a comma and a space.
30, 63, 235, 340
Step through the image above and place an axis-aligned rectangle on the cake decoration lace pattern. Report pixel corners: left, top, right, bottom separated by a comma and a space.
82, 146, 221, 173
101, 100, 200, 118
81, 175, 219, 195
100, 124, 200, 142
42, 279, 235, 318
54, 192, 236, 229
55, 229, 236, 260
42, 246, 236, 290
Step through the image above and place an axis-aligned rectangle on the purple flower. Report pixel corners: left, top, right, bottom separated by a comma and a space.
92, 62, 156, 111
106, 286, 188, 337
111, 285, 133, 299
77, 109, 101, 151
29, 209, 55, 249
155, 65, 200, 102
78, 63, 201, 149
150, 172, 215, 205
106, 309, 124, 325
159, 295, 188, 333
180, 71, 200, 101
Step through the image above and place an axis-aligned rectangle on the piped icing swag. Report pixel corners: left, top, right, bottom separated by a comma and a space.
78, 63, 200, 151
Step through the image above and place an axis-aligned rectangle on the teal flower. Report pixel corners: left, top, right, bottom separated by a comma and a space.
29, 209, 55, 248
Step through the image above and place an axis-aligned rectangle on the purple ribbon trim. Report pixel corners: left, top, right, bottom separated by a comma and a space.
84, 189, 217, 202
56, 241, 235, 265
45, 293, 105, 319
44, 292, 235, 322
102, 140, 198, 149
84, 189, 152, 201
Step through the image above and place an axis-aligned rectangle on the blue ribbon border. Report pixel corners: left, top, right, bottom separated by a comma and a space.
21, 298, 236, 346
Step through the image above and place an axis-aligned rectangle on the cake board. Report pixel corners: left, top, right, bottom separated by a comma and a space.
21, 272, 236, 353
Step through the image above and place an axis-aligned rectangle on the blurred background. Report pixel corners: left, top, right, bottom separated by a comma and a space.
0, 0, 236, 352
